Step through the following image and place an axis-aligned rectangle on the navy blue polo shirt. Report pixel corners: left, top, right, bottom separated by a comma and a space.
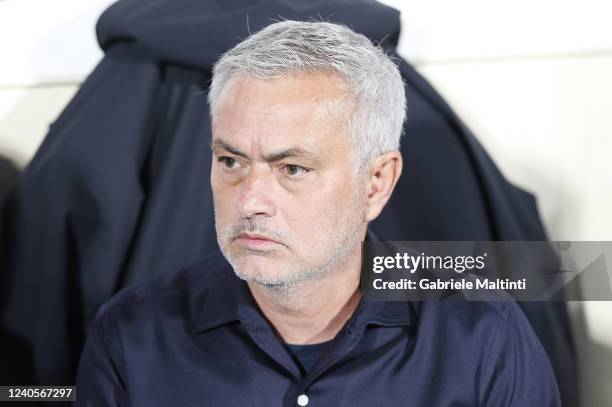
75, 252, 561, 406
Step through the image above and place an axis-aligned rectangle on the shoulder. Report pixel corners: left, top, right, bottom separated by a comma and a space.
94, 251, 229, 328
417, 299, 560, 405
415, 297, 530, 338
78, 252, 233, 394
416, 299, 554, 371
417, 297, 538, 336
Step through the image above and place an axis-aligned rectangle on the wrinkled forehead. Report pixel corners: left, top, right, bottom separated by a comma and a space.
212, 72, 355, 159
213, 70, 352, 112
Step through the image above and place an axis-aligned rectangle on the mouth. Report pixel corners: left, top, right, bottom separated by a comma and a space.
233, 233, 281, 249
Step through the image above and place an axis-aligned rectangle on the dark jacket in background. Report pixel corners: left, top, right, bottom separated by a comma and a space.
0, 1, 576, 405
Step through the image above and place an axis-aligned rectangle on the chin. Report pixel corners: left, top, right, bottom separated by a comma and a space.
229, 255, 292, 283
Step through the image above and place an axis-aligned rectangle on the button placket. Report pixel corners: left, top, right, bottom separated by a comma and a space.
294, 330, 363, 401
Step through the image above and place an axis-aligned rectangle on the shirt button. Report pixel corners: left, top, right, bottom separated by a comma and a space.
297, 394, 309, 406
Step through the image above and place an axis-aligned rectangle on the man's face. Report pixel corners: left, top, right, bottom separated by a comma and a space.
211, 72, 367, 288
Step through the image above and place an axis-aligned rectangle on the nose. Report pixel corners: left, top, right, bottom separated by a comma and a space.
236, 165, 277, 219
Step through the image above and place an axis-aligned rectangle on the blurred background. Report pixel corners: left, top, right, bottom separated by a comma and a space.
0, 0, 610, 405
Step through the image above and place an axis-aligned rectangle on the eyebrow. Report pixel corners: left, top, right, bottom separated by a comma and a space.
211, 139, 248, 159
211, 139, 317, 162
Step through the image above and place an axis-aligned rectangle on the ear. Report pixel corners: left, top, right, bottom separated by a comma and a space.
365, 151, 403, 222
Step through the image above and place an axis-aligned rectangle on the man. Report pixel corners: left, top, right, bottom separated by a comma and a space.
75, 21, 560, 406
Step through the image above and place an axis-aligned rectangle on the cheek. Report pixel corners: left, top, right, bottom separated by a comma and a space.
211, 181, 237, 222
288, 180, 359, 230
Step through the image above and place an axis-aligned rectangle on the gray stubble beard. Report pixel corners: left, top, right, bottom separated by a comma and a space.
214, 180, 367, 297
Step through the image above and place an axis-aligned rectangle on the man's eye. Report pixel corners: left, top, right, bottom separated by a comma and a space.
282, 164, 310, 177
218, 156, 239, 169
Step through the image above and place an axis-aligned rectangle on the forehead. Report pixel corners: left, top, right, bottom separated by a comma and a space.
212, 72, 353, 156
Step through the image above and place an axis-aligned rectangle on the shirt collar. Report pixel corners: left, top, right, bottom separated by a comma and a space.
350, 228, 417, 334
194, 228, 417, 334
193, 259, 258, 332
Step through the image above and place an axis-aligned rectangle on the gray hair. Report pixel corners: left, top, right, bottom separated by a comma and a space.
208, 20, 406, 173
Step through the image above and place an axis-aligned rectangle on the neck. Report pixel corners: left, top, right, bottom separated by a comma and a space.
247, 243, 363, 345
